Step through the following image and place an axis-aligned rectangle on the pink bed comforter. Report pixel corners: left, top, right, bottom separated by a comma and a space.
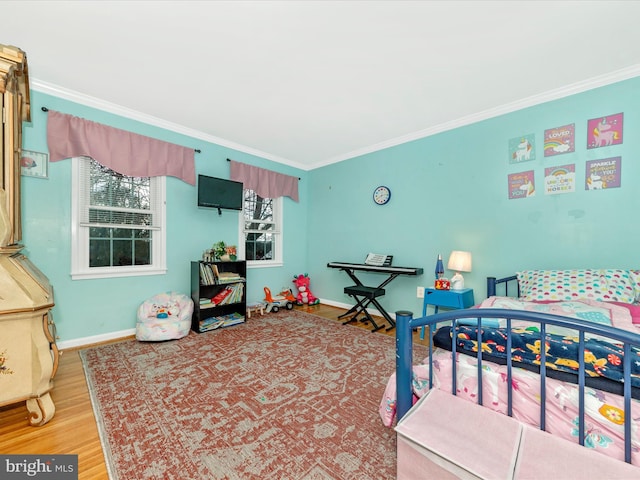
380, 298, 640, 465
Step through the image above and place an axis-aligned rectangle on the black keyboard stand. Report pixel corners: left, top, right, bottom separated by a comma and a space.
341, 285, 387, 332
335, 266, 402, 331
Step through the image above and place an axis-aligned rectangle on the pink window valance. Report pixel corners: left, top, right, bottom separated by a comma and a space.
229, 160, 299, 202
46, 110, 196, 185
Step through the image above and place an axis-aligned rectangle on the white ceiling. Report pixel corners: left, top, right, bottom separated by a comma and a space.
3, 1, 640, 171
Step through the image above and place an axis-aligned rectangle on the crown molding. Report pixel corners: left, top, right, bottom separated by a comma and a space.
32, 64, 640, 172
311, 64, 640, 170
30, 78, 309, 171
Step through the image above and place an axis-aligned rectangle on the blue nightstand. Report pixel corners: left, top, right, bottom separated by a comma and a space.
420, 288, 475, 340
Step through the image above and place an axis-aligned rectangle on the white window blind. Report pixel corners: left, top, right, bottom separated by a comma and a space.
78, 157, 162, 231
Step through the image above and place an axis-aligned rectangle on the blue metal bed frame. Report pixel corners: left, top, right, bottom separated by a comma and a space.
395, 275, 640, 464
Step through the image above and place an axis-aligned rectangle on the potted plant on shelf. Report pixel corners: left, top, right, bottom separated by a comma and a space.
212, 241, 227, 261
225, 245, 237, 261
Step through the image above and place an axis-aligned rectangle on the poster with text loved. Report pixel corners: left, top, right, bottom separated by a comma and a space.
587, 113, 623, 149
544, 123, 575, 157
585, 157, 621, 190
545, 164, 575, 195
508, 170, 535, 199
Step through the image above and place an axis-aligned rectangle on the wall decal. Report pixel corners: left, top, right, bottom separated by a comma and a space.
544, 123, 575, 157
585, 157, 621, 190
587, 113, 623, 149
508, 134, 536, 164
508, 170, 535, 199
544, 164, 575, 195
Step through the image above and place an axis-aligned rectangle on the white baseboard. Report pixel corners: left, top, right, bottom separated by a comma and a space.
57, 300, 393, 350
58, 328, 136, 350
317, 298, 394, 320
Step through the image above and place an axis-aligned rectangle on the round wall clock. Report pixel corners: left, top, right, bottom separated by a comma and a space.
373, 185, 391, 205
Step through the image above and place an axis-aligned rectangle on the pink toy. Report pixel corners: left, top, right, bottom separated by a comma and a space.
293, 273, 320, 306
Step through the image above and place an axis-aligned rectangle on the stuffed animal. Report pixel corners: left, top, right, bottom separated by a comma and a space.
150, 302, 179, 319
293, 273, 319, 306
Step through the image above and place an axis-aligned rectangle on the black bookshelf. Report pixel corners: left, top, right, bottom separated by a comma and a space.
190, 260, 247, 333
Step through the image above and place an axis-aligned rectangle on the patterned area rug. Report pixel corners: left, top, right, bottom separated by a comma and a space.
80, 310, 416, 479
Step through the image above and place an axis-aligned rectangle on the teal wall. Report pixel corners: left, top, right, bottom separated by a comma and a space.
19, 77, 639, 345
307, 76, 639, 318
20, 91, 308, 345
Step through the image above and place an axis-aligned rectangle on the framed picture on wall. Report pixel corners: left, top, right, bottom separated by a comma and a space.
587, 113, 623, 149
508, 170, 535, 199
20, 149, 48, 179
544, 164, 575, 195
585, 157, 621, 190
508, 134, 535, 164
544, 123, 575, 157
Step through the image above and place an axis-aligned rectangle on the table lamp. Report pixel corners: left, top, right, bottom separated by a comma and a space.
447, 251, 472, 290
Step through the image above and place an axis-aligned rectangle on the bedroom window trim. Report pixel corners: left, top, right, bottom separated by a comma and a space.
70, 156, 167, 280
229, 160, 296, 269
238, 190, 283, 268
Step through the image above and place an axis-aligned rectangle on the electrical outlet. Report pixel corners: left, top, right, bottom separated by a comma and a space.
417, 286, 425, 298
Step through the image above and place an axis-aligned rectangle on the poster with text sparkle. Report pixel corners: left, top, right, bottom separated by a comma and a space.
585, 157, 621, 190
508, 170, 535, 199
544, 123, 575, 157
544, 164, 575, 195
587, 113, 623, 149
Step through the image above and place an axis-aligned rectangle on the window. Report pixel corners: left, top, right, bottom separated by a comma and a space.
71, 156, 166, 279
239, 189, 282, 267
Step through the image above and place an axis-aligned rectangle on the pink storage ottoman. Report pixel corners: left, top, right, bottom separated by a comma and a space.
396, 389, 522, 480
514, 425, 640, 480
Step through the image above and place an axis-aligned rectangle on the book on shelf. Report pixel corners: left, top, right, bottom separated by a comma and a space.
217, 271, 243, 284
200, 263, 218, 285
199, 311, 245, 331
211, 287, 233, 305
208, 283, 244, 306
225, 283, 243, 304
200, 262, 244, 285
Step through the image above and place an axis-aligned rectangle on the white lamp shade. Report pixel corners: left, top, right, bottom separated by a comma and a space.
447, 251, 472, 273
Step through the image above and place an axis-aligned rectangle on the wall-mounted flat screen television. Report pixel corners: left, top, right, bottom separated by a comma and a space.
197, 174, 244, 212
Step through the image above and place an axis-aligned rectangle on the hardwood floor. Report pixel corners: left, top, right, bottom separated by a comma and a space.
0, 343, 110, 479
0, 304, 423, 480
